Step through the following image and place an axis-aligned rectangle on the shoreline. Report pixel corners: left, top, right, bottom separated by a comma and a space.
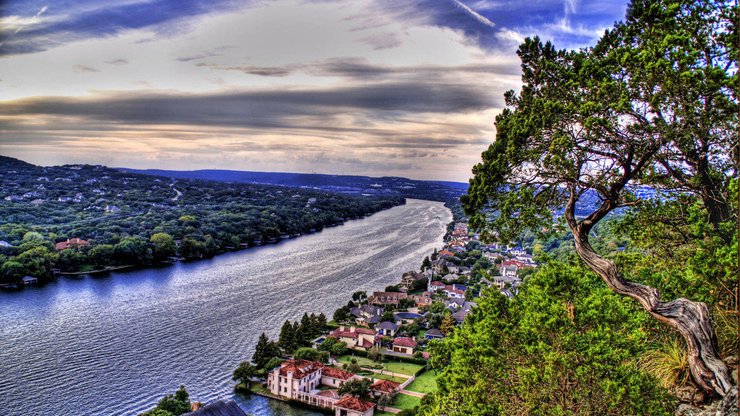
5, 199, 410, 288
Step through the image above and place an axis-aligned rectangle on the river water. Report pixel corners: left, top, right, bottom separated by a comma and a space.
0, 199, 451, 416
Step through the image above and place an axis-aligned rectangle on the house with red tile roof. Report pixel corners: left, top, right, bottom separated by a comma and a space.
334, 396, 376, 416
391, 337, 417, 355
55, 238, 89, 251
438, 249, 455, 258
328, 326, 378, 351
370, 379, 400, 399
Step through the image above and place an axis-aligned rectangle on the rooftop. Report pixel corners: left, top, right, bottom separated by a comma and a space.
335, 396, 376, 412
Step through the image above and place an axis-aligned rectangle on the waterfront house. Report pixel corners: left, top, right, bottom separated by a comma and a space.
376, 321, 398, 337
368, 292, 406, 306
55, 238, 89, 251
391, 337, 417, 355
266, 360, 373, 414
22, 276, 38, 285
400, 271, 426, 290
334, 396, 376, 416
267, 359, 323, 398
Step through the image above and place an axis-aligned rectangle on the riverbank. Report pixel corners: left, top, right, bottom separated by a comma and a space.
0, 199, 451, 416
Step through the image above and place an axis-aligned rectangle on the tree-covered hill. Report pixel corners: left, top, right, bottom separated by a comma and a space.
0, 156, 405, 283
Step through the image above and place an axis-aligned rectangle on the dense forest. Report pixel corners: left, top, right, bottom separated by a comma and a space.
421, 0, 738, 415
0, 156, 404, 284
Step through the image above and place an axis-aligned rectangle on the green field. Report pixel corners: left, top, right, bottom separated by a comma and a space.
405, 370, 437, 393
392, 393, 421, 410
365, 372, 407, 384
382, 361, 424, 376
336, 355, 423, 376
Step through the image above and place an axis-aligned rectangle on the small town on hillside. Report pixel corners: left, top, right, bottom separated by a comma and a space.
218, 221, 538, 416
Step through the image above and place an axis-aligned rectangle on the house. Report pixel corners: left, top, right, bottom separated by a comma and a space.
438, 249, 455, 258
0, 241, 12, 248
376, 321, 398, 337
334, 396, 376, 416
105, 205, 121, 214
267, 360, 324, 399
425, 328, 444, 340
370, 379, 400, 399
55, 238, 89, 251
350, 305, 383, 326
183, 400, 247, 416
440, 273, 459, 282
430, 281, 445, 292
400, 271, 426, 290
267, 360, 370, 414
431, 258, 448, 275
410, 292, 432, 306
491, 275, 521, 290
368, 292, 406, 306
328, 326, 378, 350
391, 337, 417, 355
321, 367, 358, 388
452, 309, 469, 324
442, 284, 466, 299
21, 276, 38, 285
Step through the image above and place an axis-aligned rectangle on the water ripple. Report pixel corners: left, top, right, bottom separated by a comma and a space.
0, 199, 450, 416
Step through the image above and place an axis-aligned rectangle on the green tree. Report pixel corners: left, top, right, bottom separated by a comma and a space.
421, 256, 432, 272
338, 378, 372, 400
278, 320, 298, 353
232, 361, 257, 390
150, 233, 176, 261
421, 262, 673, 416
462, 0, 736, 396
252, 333, 280, 369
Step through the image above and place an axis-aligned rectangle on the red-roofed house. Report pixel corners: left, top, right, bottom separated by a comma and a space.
334, 396, 376, 416
430, 281, 445, 292
322, 367, 357, 388
438, 249, 455, 258
55, 238, 89, 251
267, 360, 324, 398
329, 326, 378, 351
370, 379, 400, 398
391, 337, 418, 355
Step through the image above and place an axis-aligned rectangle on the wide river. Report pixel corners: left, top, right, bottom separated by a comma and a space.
0, 199, 451, 416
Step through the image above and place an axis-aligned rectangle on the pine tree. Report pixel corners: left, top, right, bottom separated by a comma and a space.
278, 320, 296, 353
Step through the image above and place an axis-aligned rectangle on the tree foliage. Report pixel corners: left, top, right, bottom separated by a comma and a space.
462, 0, 736, 397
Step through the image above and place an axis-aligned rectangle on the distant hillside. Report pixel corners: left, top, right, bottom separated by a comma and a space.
118, 168, 468, 204
0, 155, 407, 282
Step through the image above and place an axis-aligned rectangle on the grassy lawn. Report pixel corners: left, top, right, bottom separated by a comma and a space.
375, 412, 396, 416
366, 372, 407, 384
392, 393, 421, 410
405, 370, 437, 393
383, 361, 424, 376
336, 355, 378, 368
336, 355, 423, 376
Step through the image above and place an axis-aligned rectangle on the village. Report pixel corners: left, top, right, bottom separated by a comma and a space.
230, 221, 538, 416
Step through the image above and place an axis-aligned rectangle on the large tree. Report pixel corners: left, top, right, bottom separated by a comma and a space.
463, 0, 736, 397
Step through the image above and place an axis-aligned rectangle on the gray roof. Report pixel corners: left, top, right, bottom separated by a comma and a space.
377, 321, 399, 331
452, 309, 469, 323
367, 316, 381, 324
184, 400, 247, 416
426, 328, 444, 337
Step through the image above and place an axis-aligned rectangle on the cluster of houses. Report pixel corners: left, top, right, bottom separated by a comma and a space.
267, 359, 402, 416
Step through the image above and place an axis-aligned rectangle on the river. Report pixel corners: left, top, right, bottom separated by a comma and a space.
0, 199, 451, 416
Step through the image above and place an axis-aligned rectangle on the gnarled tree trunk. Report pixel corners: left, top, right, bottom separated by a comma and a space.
570, 226, 734, 397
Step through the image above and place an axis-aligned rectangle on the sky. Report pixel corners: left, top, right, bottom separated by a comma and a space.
0, 0, 628, 182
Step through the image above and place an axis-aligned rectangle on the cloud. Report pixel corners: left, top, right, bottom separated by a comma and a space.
73, 64, 99, 73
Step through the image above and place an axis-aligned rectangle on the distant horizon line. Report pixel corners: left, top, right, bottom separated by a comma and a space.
1, 154, 470, 185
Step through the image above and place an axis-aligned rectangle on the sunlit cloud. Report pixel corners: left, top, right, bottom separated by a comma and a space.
0, 0, 627, 181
